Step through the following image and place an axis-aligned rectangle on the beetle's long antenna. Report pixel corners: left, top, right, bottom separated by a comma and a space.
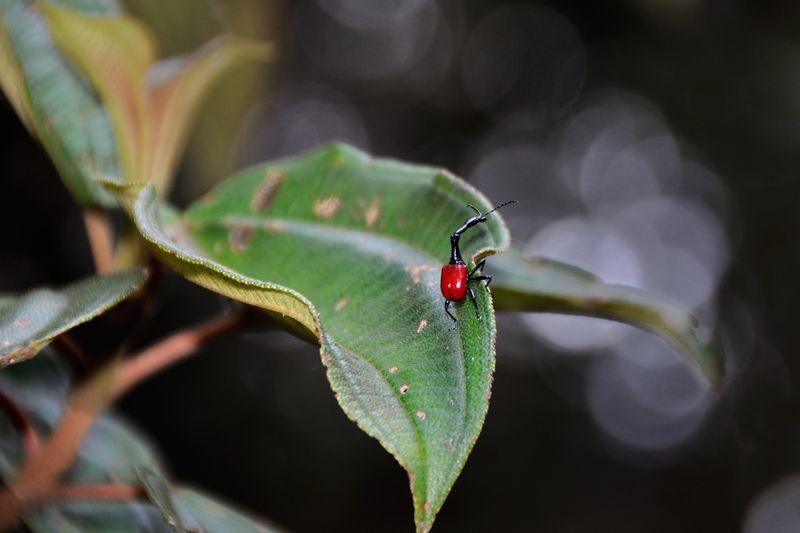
483, 200, 518, 216
465, 204, 482, 216
449, 200, 517, 264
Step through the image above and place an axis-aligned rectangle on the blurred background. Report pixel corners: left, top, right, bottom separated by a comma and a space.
2, 0, 800, 531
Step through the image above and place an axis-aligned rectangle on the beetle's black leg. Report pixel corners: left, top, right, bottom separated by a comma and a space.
468, 274, 492, 288
469, 259, 487, 277
444, 299, 456, 323
467, 286, 481, 321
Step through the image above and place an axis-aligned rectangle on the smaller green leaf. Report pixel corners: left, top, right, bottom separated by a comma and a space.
138, 467, 285, 533
0, 267, 147, 367
490, 249, 723, 388
0, 0, 122, 206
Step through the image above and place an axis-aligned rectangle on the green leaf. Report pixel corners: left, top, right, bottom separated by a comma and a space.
490, 249, 724, 388
106, 142, 511, 532
0, 0, 121, 206
0, 352, 171, 532
0, 267, 147, 367
137, 467, 284, 533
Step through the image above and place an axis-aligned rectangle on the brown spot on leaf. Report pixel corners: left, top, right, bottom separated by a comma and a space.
14, 318, 31, 329
364, 197, 381, 228
18, 346, 35, 358
330, 153, 345, 168
199, 190, 216, 204
228, 225, 253, 252
586, 297, 606, 308
262, 220, 287, 233
423, 501, 431, 511
389, 366, 399, 374
251, 167, 284, 211
335, 298, 348, 311
416, 411, 427, 421
399, 384, 410, 394
405, 264, 437, 284
313, 196, 342, 219
416, 319, 428, 333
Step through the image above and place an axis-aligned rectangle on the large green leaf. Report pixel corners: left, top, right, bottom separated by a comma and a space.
138, 467, 284, 533
0, 267, 147, 367
0, 0, 121, 206
107, 142, 510, 532
490, 249, 724, 388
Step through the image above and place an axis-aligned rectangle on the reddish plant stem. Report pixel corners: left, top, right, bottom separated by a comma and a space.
82, 209, 115, 275
0, 311, 243, 528
45, 483, 146, 503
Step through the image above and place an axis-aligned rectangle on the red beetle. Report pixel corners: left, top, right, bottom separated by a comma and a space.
441, 201, 516, 323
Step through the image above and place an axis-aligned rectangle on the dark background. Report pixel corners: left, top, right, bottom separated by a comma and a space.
3, 0, 800, 531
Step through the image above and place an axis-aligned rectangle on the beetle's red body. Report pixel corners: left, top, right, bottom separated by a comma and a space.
440, 200, 516, 323
441, 263, 468, 301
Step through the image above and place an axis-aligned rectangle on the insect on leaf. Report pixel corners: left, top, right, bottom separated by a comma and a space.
104, 142, 511, 532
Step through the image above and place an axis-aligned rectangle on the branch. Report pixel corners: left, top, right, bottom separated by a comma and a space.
0, 483, 145, 528
82, 209, 115, 274
0, 311, 243, 527
45, 483, 145, 503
